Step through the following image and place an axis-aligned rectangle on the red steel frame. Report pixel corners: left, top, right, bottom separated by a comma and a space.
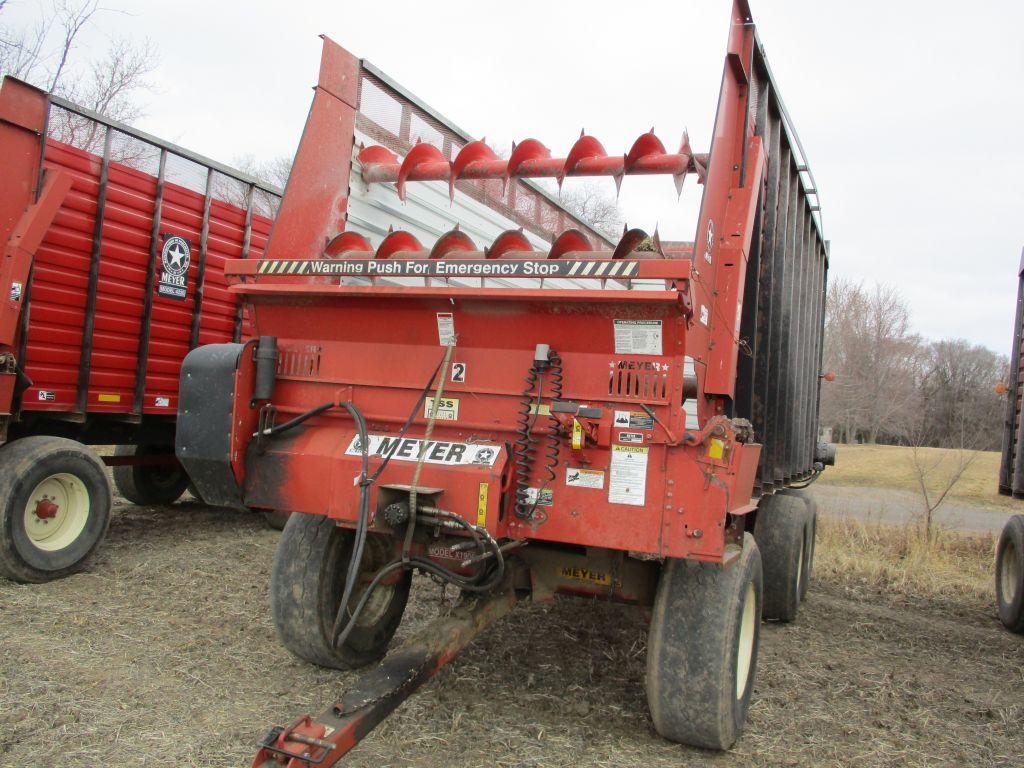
224, 0, 764, 560
217, 1, 782, 765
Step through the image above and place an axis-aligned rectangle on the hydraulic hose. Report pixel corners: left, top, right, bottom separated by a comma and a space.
513, 350, 562, 521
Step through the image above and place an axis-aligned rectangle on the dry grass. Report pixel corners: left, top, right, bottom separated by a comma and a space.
815, 516, 996, 609
1, 496, 1023, 767
817, 444, 1012, 509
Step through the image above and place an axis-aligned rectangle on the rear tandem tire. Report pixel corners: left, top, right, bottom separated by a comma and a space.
0, 437, 112, 583
754, 493, 808, 622
781, 489, 817, 602
645, 533, 763, 751
112, 444, 189, 506
270, 512, 411, 669
996, 514, 1024, 634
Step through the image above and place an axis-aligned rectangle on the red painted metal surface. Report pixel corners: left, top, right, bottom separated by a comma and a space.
239, 0, 830, 763
221, 4, 767, 565
0, 76, 276, 423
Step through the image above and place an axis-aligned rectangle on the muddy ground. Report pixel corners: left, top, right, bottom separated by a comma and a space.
1, 496, 1022, 768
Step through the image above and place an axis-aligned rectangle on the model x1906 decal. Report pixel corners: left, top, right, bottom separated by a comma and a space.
345, 434, 499, 466
158, 234, 191, 301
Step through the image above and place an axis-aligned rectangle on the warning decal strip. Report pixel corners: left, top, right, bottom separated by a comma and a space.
253, 259, 643, 278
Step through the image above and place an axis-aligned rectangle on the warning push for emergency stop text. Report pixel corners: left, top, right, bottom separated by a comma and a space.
255, 259, 642, 278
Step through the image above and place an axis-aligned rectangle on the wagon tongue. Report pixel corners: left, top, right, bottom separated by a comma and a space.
252, 573, 522, 768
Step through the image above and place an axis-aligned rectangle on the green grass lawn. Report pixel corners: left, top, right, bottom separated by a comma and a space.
818, 444, 1016, 510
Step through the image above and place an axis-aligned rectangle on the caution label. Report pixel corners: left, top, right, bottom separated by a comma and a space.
614, 409, 655, 430
565, 467, 605, 489
436, 313, 457, 346
609, 444, 649, 507
345, 434, 498, 466
523, 487, 554, 507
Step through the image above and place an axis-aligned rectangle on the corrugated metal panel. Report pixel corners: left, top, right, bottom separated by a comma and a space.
21, 137, 276, 416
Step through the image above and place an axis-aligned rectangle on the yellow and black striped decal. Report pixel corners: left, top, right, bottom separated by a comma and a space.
254, 259, 642, 278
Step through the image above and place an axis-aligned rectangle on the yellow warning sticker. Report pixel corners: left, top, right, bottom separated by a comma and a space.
476, 482, 489, 527
97, 393, 121, 403
708, 438, 725, 459
558, 566, 612, 586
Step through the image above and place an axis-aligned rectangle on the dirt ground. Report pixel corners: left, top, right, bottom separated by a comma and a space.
2, 496, 1023, 768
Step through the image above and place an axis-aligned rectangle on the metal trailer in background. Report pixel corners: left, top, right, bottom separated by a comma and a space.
0, 76, 280, 582
996, 248, 1024, 633
172, 1, 834, 763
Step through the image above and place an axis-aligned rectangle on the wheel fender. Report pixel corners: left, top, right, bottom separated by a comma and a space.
175, 342, 254, 510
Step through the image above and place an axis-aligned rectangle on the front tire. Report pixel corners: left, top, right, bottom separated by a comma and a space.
0, 437, 112, 583
271, 512, 410, 669
646, 533, 763, 750
996, 515, 1024, 634
112, 444, 189, 506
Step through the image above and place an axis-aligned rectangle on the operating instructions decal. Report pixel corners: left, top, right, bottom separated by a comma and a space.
613, 319, 662, 355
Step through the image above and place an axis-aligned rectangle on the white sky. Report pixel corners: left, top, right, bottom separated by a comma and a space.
5, 0, 1023, 354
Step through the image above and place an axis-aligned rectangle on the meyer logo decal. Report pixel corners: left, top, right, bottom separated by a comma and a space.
345, 434, 499, 467
158, 234, 191, 300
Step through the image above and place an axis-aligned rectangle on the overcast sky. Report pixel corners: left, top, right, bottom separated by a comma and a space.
4, 0, 1023, 354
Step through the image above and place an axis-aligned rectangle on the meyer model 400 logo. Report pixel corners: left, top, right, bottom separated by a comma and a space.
158, 234, 191, 301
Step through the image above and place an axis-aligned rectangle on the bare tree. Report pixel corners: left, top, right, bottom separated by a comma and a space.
558, 181, 625, 240
232, 154, 292, 190
1, 1, 158, 157
905, 388, 984, 541
820, 278, 924, 443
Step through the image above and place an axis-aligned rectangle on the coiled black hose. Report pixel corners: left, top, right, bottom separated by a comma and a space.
513, 351, 562, 520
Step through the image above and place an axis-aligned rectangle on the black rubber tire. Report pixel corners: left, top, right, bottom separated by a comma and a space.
782, 489, 817, 602
271, 512, 411, 669
646, 533, 763, 750
754, 493, 807, 622
263, 510, 291, 531
996, 515, 1024, 634
0, 437, 112, 583
112, 444, 189, 506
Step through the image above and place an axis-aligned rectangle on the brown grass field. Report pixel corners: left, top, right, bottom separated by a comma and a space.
1, 470, 1022, 767
816, 444, 1012, 509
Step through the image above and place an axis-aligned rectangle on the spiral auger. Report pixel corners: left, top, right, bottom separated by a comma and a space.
321, 223, 684, 265
357, 129, 708, 202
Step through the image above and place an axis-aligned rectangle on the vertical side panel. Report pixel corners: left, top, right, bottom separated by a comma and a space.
264, 37, 358, 263
1000, 250, 1024, 494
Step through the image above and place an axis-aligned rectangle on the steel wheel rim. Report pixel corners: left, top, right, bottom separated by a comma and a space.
23, 473, 91, 552
736, 581, 756, 699
1002, 540, 1020, 605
